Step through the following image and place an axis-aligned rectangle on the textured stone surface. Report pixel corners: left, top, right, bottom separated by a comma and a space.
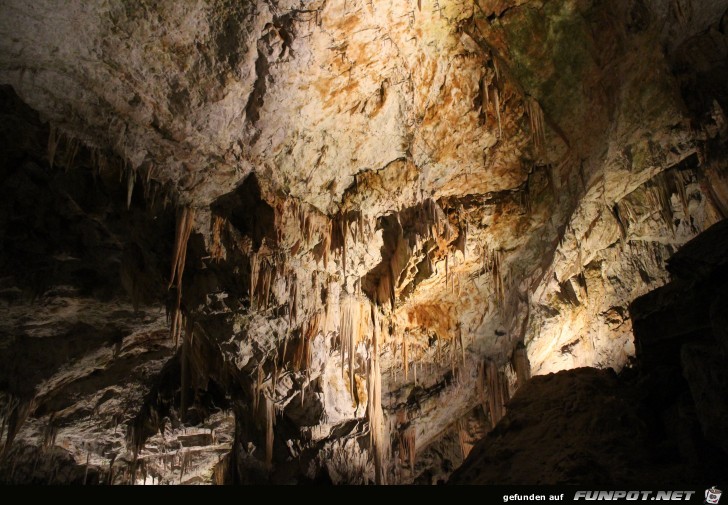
451, 221, 728, 484
0, 0, 727, 485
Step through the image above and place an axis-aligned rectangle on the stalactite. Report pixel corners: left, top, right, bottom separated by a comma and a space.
169, 207, 195, 342
47, 125, 60, 169
324, 279, 338, 334
180, 319, 193, 419
64, 136, 79, 170
494, 87, 502, 138
253, 364, 263, 415
340, 217, 349, 278
481, 75, 489, 124
295, 312, 322, 372
484, 360, 509, 427
322, 220, 332, 268
264, 395, 275, 468
458, 323, 466, 367
367, 303, 388, 484
445, 253, 450, 290
2, 397, 33, 456
375, 265, 395, 310
486, 248, 506, 315
511, 343, 531, 389
263, 264, 272, 309
210, 216, 226, 261
403, 330, 409, 381
526, 96, 546, 152
83, 451, 90, 485
611, 203, 627, 244
652, 172, 675, 234
250, 252, 260, 310
339, 295, 370, 398
126, 168, 135, 209
673, 170, 690, 218
400, 425, 416, 470
457, 419, 469, 459
358, 211, 364, 244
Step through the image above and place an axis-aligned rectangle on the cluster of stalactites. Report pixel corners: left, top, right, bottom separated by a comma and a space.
373, 199, 455, 311
339, 295, 372, 399
478, 60, 503, 138
48, 124, 171, 213
482, 246, 507, 315
274, 199, 332, 264
168, 207, 195, 345
477, 360, 510, 428
367, 304, 388, 484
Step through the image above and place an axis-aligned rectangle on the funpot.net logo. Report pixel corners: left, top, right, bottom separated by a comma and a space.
573, 491, 696, 501
705, 487, 721, 505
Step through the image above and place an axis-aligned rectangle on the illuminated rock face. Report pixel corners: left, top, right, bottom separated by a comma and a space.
451, 219, 728, 485
0, 0, 727, 484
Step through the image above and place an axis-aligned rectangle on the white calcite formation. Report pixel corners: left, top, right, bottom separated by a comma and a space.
0, 0, 727, 484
